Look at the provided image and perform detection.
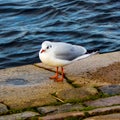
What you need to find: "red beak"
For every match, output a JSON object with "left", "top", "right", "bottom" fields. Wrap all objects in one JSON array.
[{"left": 41, "top": 49, "right": 45, "bottom": 53}]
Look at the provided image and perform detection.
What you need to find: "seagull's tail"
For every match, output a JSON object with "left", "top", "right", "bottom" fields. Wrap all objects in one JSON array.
[{"left": 73, "top": 51, "right": 99, "bottom": 62}]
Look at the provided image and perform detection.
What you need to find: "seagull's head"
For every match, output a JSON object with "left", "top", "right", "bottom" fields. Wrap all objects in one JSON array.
[{"left": 40, "top": 41, "right": 52, "bottom": 53}]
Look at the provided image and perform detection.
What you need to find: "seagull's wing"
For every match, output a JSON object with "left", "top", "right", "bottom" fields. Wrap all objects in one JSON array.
[{"left": 52, "top": 42, "right": 87, "bottom": 61}]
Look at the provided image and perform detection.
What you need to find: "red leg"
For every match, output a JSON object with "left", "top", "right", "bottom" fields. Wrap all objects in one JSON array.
[
  {"left": 50, "top": 67, "right": 58, "bottom": 80},
  {"left": 55, "top": 67, "right": 64, "bottom": 82}
]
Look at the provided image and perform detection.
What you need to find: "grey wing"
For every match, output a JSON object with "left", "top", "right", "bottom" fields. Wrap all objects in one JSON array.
[{"left": 53, "top": 43, "right": 87, "bottom": 61}]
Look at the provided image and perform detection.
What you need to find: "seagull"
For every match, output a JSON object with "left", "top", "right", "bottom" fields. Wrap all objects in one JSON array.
[{"left": 39, "top": 41, "right": 97, "bottom": 82}]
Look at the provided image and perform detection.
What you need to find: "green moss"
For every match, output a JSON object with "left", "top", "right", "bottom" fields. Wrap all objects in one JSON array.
[
  {"left": 64, "top": 117, "right": 83, "bottom": 120},
  {"left": 7, "top": 109, "right": 23, "bottom": 114},
  {"left": 65, "top": 77, "right": 74, "bottom": 85},
  {"left": 81, "top": 106, "right": 96, "bottom": 111},
  {"left": 43, "top": 101, "right": 63, "bottom": 106},
  {"left": 26, "top": 116, "right": 39, "bottom": 120},
  {"left": 5, "top": 107, "right": 38, "bottom": 115},
  {"left": 64, "top": 76, "right": 79, "bottom": 88},
  {"left": 58, "top": 91, "right": 111, "bottom": 106},
  {"left": 64, "top": 94, "right": 99, "bottom": 104},
  {"left": 65, "top": 99, "right": 83, "bottom": 104},
  {"left": 71, "top": 83, "right": 82, "bottom": 88},
  {"left": 84, "top": 111, "right": 90, "bottom": 117}
]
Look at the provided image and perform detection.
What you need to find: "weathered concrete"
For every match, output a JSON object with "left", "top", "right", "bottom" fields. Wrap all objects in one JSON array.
[
  {"left": 0, "top": 65, "right": 72, "bottom": 109},
  {"left": 84, "top": 96, "right": 120, "bottom": 107},
  {"left": 84, "top": 113, "right": 120, "bottom": 120},
  {"left": 37, "top": 103, "right": 84, "bottom": 115},
  {"left": 0, "top": 51, "right": 120, "bottom": 119},
  {"left": 0, "top": 111, "right": 39, "bottom": 120},
  {"left": 39, "top": 106, "right": 120, "bottom": 120},
  {"left": 98, "top": 85, "right": 120, "bottom": 95},
  {"left": 56, "top": 87, "right": 98, "bottom": 102},
  {"left": 39, "top": 111, "right": 85, "bottom": 120},
  {"left": 35, "top": 51, "right": 120, "bottom": 86},
  {"left": 65, "top": 51, "right": 120, "bottom": 76},
  {"left": 0, "top": 103, "right": 8, "bottom": 115},
  {"left": 88, "top": 105, "right": 120, "bottom": 116},
  {"left": 65, "top": 52, "right": 120, "bottom": 86}
]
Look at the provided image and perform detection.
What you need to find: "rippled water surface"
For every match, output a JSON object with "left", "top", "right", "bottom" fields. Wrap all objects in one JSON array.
[{"left": 0, "top": 0, "right": 120, "bottom": 69}]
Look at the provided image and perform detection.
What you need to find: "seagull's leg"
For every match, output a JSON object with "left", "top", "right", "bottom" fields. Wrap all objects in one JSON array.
[
  {"left": 55, "top": 67, "right": 64, "bottom": 82},
  {"left": 50, "top": 67, "right": 58, "bottom": 80}
]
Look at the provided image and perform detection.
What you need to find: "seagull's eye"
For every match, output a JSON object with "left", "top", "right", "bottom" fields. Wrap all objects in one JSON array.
[
  {"left": 46, "top": 45, "right": 52, "bottom": 49},
  {"left": 47, "top": 46, "right": 49, "bottom": 49}
]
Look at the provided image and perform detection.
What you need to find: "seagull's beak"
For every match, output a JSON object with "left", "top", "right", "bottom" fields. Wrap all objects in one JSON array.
[{"left": 41, "top": 49, "right": 45, "bottom": 53}]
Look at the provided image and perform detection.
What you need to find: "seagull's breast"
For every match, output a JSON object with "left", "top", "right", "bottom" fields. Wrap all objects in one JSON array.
[{"left": 39, "top": 51, "right": 70, "bottom": 67}]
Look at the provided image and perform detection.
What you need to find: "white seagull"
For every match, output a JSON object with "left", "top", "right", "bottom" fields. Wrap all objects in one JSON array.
[{"left": 39, "top": 41, "right": 97, "bottom": 82}]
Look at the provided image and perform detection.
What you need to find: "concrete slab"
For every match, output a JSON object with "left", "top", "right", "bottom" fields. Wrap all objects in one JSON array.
[
  {"left": 39, "top": 111, "right": 85, "bottom": 120},
  {"left": 35, "top": 51, "right": 120, "bottom": 86},
  {"left": 65, "top": 51, "right": 120, "bottom": 75},
  {"left": 0, "top": 111, "right": 39, "bottom": 120},
  {"left": 0, "top": 103, "right": 8, "bottom": 115},
  {"left": 84, "top": 113, "right": 120, "bottom": 120},
  {"left": 37, "top": 103, "right": 84, "bottom": 115},
  {"left": 56, "top": 87, "right": 98, "bottom": 102},
  {"left": 66, "top": 52, "right": 120, "bottom": 86},
  {"left": 38, "top": 106, "right": 120, "bottom": 120},
  {"left": 84, "top": 96, "right": 120, "bottom": 107},
  {"left": 0, "top": 65, "right": 72, "bottom": 109},
  {"left": 98, "top": 85, "right": 120, "bottom": 95},
  {"left": 88, "top": 106, "right": 120, "bottom": 116},
  {"left": 0, "top": 51, "right": 119, "bottom": 110}
]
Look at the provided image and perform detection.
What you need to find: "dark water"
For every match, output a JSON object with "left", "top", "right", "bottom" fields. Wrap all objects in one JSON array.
[{"left": 0, "top": 0, "right": 120, "bottom": 69}]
